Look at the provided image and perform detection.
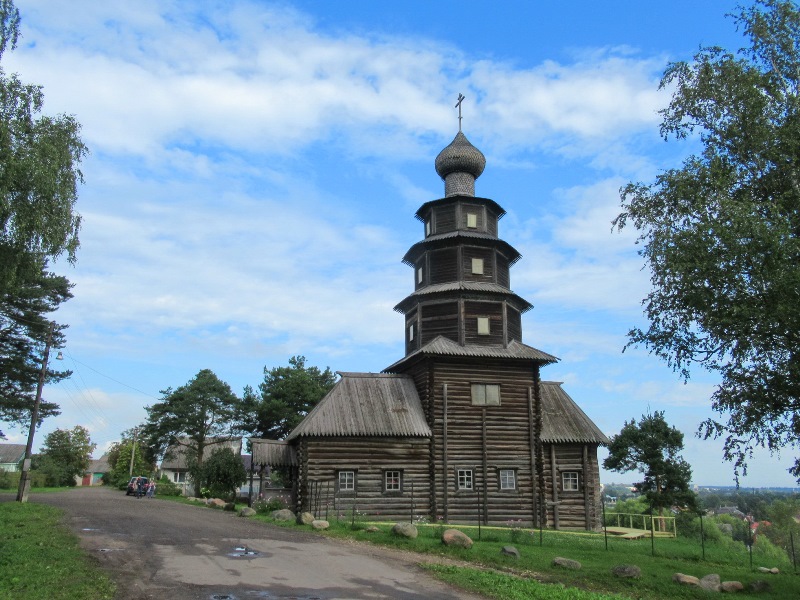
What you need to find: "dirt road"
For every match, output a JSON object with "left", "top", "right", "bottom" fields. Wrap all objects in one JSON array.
[{"left": 29, "top": 487, "right": 486, "bottom": 600}]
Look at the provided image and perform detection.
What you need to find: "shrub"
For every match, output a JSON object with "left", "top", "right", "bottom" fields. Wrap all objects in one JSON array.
[
  {"left": 156, "top": 476, "right": 183, "bottom": 497},
  {"left": 254, "top": 496, "right": 287, "bottom": 514}
]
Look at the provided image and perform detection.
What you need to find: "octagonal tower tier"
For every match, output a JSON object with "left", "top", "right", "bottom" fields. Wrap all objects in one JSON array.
[{"left": 395, "top": 131, "right": 534, "bottom": 357}]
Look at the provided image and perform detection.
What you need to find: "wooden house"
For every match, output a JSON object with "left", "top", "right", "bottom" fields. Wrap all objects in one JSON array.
[{"left": 252, "top": 127, "right": 608, "bottom": 529}]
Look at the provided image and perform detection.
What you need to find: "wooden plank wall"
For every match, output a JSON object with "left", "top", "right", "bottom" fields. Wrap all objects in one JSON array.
[{"left": 300, "top": 436, "right": 431, "bottom": 522}]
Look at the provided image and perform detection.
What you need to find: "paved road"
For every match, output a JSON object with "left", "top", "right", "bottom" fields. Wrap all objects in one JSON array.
[{"left": 25, "top": 487, "right": 486, "bottom": 600}]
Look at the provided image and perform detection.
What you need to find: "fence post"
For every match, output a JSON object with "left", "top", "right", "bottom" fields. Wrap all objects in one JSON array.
[
  {"left": 791, "top": 531, "right": 797, "bottom": 573},
  {"left": 602, "top": 498, "right": 608, "bottom": 551},
  {"left": 699, "top": 512, "right": 705, "bottom": 561}
]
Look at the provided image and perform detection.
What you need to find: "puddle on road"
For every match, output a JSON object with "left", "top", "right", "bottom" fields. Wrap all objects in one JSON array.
[{"left": 227, "top": 546, "right": 260, "bottom": 558}]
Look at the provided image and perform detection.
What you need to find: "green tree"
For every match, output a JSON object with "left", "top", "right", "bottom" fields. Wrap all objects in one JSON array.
[
  {"left": 0, "top": 0, "right": 86, "bottom": 296},
  {"left": 106, "top": 434, "right": 153, "bottom": 488},
  {"left": 199, "top": 446, "right": 247, "bottom": 500},
  {"left": 35, "top": 425, "right": 95, "bottom": 487},
  {"left": 141, "top": 369, "right": 243, "bottom": 470},
  {"left": 603, "top": 411, "right": 698, "bottom": 512},
  {"left": 614, "top": 0, "right": 800, "bottom": 482},
  {"left": 0, "top": 260, "right": 72, "bottom": 438},
  {"left": 240, "top": 356, "right": 336, "bottom": 440}
]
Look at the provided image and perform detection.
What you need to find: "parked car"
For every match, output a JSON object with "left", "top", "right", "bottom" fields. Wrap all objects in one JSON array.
[{"left": 126, "top": 476, "right": 149, "bottom": 496}]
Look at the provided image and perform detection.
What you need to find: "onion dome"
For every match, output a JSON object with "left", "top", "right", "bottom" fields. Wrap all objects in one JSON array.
[{"left": 435, "top": 131, "right": 486, "bottom": 197}]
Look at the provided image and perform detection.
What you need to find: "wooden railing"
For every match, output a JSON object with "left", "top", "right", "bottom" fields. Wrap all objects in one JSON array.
[{"left": 605, "top": 512, "right": 677, "bottom": 537}]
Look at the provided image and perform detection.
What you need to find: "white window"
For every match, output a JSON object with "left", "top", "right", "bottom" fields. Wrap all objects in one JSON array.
[
  {"left": 384, "top": 470, "right": 401, "bottom": 492},
  {"left": 408, "top": 323, "right": 415, "bottom": 341},
  {"left": 173, "top": 472, "right": 186, "bottom": 483},
  {"left": 425, "top": 220, "right": 431, "bottom": 236},
  {"left": 466, "top": 213, "right": 478, "bottom": 228},
  {"left": 471, "top": 258, "right": 484, "bottom": 275},
  {"left": 417, "top": 267, "right": 423, "bottom": 284},
  {"left": 471, "top": 383, "right": 500, "bottom": 406},
  {"left": 562, "top": 471, "right": 579, "bottom": 491},
  {"left": 499, "top": 469, "right": 516, "bottom": 490},
  {"left": 338, "top": 470, "right": 355, "bottom": 491},
  {"left": 457, "top": 469, "right": 473, "bottom": 490},
  {"left": 477, "top": 316, "right": 490, "bottom": 335}
]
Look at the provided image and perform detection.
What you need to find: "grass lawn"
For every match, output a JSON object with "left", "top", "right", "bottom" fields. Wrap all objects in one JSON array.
[{"left": 0, "top": 501, "right": 115, "bottom": 600}]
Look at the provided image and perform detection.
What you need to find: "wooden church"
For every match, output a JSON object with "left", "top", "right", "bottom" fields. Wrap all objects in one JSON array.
[{"left": 252, "top": 117, "right": 609, "bottom": 530}]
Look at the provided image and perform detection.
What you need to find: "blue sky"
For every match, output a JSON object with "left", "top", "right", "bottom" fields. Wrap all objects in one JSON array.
[{"left": 3, "top": 0, "right": 797, "bottom": 488}]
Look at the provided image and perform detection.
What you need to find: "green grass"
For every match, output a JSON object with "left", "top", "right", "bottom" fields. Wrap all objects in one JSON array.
[
  {"left": 0, "top": 502, "right": 115, "bottom": 600},
  {"left": 254, "top": 515, "right": 800, "bottom": 600}
]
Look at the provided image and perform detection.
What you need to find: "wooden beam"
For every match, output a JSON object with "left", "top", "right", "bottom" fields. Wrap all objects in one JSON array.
[
  {"left": 442, "top": 383, "right": 449, "bottom": 523},
  {"left": 550, "top": 444, "right": 559, "bottom": 529}
]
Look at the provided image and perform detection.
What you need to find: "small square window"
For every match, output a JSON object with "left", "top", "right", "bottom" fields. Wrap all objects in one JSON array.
[
  {"left": 477, "top": 317, "right": 490, "bottom": 335},
  {"left": 499, "top": 469, "right": 516, "bottom": 490},
  {"left": 338, "top": 470, "right": 355, "bottom": 491},
  {"left": 384, "top": 470, "right": 402, "bottom": 492},
  {"left": 471, "top": 383, "right": 500, "bottom": 406},
  {"left": 466, "top": 213, "right": 477, "bottom": 228},
  {"left": 562, "top": 471, "right": 579, "bottom": 492},
  {"left": 471, "top": 258, "right": 484, "bottom": 275},
  {"left": 457, "top": 469, "right": 473, "bottom": 490},
  {"left": 417, "top": 267, "right": 423, "bottom": 284}
]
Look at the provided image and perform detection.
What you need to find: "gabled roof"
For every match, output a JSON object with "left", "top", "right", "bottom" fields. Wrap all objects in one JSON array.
[
  {"left": 541, "top": 382, "right": 610, "bottom": 445},
  {"left": 384, "top": 336, "right": 558, "bottom": 372},
  {"left": 250, "top": 439, "right": 297, "bottom": 467},
  {"left": 287, "top": 373, "right": 432, "bottom": 440},
  {"left": 0, "top": 443, "right": 26, "bottom": 464},
  {"left": 88, "top": 453, "right": 111, "bottom": 474},
  {"left": 160, "top": 437, "right": 242, "bottom": 469}
]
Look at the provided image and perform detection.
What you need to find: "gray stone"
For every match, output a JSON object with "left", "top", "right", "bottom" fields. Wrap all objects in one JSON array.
[
  {"left": 238, "top": 507, "right": 257, "bottom": 517},
  {"left": 755, "top": 567, "right": 779, "bottom": 575},
  {"left": 441, "top": 529, "right": 473, "bottom": 549},
  {"left": 721, "top": 581, "right": 744, "bottom": 593},
  {"left": 391, "top": 522, "right": 418, "bottom": 539},
  {"left": 673, "top": 573, "right": 700, "bottom": 586},
  {"left": 223, "top": 502, "right": 236, "bottom": 512},
  {"left": 748, "top": 580, "right": 771, "bottom": 593},
  {"left": 297, "top": 511, "right": 315, "bottom": 525},
  {"left": 500, "top": 546, "right": 520, "bottom": 559},
  {"left": 311, "top": 519, "right": 330, "bottom": 530},
  {"left": 208, "top": 498, "right": 226, "bottom": 508},
  {"left": 365, "top": 526, "right": 381, "bottom": 533},
  {"left": 611, "top": 564, "right": 641, "bottom": 579},
  {"left": 272, "top": 508, "right": 295, "bottom": 521},
  {"left": 552, "top": 557, "right": 581, "bottom": 570},
  {"left": 700, "top": 573, "right": 721, "bottom": 592}
]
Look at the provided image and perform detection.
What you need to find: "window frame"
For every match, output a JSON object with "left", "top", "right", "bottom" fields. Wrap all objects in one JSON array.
[
  {"left": 383, "top": 469, "right": 403, "bottom": 494},
  {"left": 477, "top": 316, "right": 490, "bottom": 335},
  {"left": 499, "top": 469, "right": 516, "bottom": 491},
  {"left": 466, "top": 212, "right": 478, "bottom": 228},
  {"left": 457, "top": 468, "right": 473, "bottom": 490},
  {"left": 562, "top": 471, "right": 580, "bottom": 492},
  {"left": 471, "top": 383, "right": 501, "bottom": 406},
  {"left": 337, "top": 470, "right": 357, "bottom": 493},
  {"left": 471, "top": 257, "right": 484, "bottom": 275}
]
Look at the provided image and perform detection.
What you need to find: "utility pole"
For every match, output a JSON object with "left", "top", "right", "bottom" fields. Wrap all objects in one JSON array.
[
  {"left": 129, "top": 427, "right": 138, "bottom": 477},
  {"left": 17, "top": 321, "right": 56, "bottom": 503}
]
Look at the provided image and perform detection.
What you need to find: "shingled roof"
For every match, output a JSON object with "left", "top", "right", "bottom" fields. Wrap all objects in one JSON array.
[
  {"left": 250, "top": 439, "right": 297, "bottom": 467},
  {"left": 541, "top": 382, "right": 609, "bottom": 445},
  {"left": 0, "top": 443, "right": 25, "bottom": 465},
  {"left": 286, "top": 372, "right": 432, "bottom": 440},
  {"left": 384, "top": 336, "right": 558, "bottom": 372}
]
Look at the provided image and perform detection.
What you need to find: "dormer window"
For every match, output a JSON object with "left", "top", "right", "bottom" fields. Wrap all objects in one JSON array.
[
  {"left": 425, "top": 220, "right": 431, "bottom": 237},
  {"left": 477, "top": 316, "right": 490, "bottom": 335},
  {"left": 471, "top": 258, "right": 484, "bottom": 275},
  {"left": 417, "top": 267, "right": 423, "bottom": 285},
  {"left": 466, "top": 213, "right": 478, "bottom": 228},
  {"left": 408, "top": 323, "right": 415, "bottom": 341}
]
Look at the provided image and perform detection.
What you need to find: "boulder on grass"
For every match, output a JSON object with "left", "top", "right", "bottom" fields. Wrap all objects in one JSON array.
[
  {"left": 673, "top": 573, "right": 700, "bottom": 586},
  {"left": 223, "top": 502, "right": 236, "bottom": 512},
  {"left": 238, "top": 507, "right": 257, "bottom": 517},
  {"left": 365, "top": 526, "right": 381, "bottom": 533},
  {"left": 272, "top": 508, "right": 295, "bottom": 521},
  {"left": 311, "top": 520, "right": 330, "bottom": 530},
  {"left": 441, "top": 529, "right": 473, "bottom": 549},
  {"left": 500, "top": 546, "right": 520, "bottom": 559},
  {"left": 700, "top": 574, "right": 721, "bottom": 592},
  {"left": 611, "top": 564, "right": 641, "bottom": 579},
  {"left": 552, "top": 557, "right": 581, "bottom": 570},
  {"left": 391, "top": 522, "right": 418, "bottom": 539},
  {"left": 209, "top": 498, "right": 226, "bottom": 508},
  {"left": 721, "top": 581, "right": 744, "bottom": 593},
  {"left": 749, "top": 580, "right": 771, "bottom": 593},
  {"left": 297, "top": 511, "right": 315, "bottom": 525}
]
